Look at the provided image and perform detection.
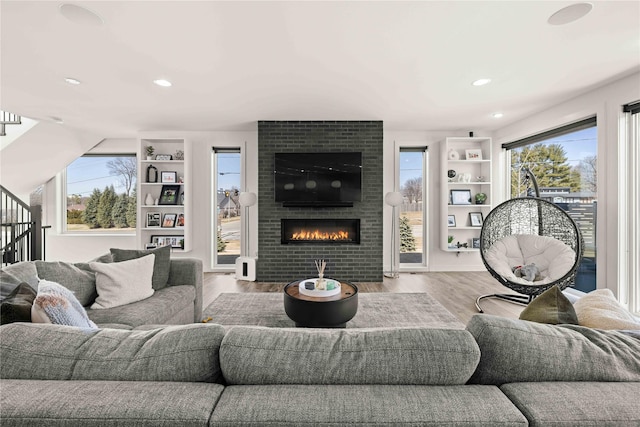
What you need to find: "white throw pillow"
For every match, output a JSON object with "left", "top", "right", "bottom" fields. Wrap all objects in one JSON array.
[
  {"left": 573, "top": 289, "right": 640, "bottom": 330},
  {"left": 89, "top": 254, "right": 155, "bottom": 309}
]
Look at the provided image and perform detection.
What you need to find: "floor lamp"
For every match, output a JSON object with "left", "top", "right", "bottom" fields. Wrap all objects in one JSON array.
[
  {"left": 236, "top": 191, "right": 257, "bottom": 281},
  {"left": 385, "top": 191, "right": 403, "bottom": 278}
]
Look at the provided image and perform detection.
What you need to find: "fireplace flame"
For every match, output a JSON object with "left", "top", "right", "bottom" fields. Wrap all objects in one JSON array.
[{"left": 291, "top": 229, "right": 350, "bottom": 241}]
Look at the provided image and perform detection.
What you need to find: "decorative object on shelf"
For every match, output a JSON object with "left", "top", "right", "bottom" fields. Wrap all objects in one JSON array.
[
  {"left": 448, "top": 235, "right": 455, "bottom": 248},
  {"left": 145, "top": 145, "right": 155, "bottom": 160},
  {"left": 451, "top": 189, "right": 472, "bottom": 205},
  {"left": 176, "top": 213, "right": 185, "bottom": 227},
  {"left": 314, "top": 259, "right": 327, "bottom": 290},
  {"left": 384, "top": 191, "right": 404, "bottom": 278},
  {"left": 155, "top": 154, "right": 172, "bottom": 161},
  {"left": 179, "top": 192, "right": 184, "bottom": 205},
  {"left": 161, "top": 171, "right": 177, "bottom": 183},
  {"left": 174, "top": 150, "right": 184, "bottom": 160},
  {"left": 179, "top": 239, "right": 185, "bottom": 250},
  {"left": 456, "top": 241, "right": 468, "bottom": 249},
  {"left": 465, "top": 149, "right": 482, "bottom": 160},
  {"left": 469, "top": 212, "right": 484, "bottom": 227},
  {"left": 151, "top": 235, "right": 184, "bottom": 249},
  {"left": 158, "top": 185, "right": 180, "bottom": 205},
  {"left": 447, "top": 149, "right": 460, "bottom": 160},
  {"left": 472, "top": 237, "right": 481, "bottom": 249},
  {"left": 154, "top": 198, "right": 159, "bottom": 205},
  {"left": 476, "top": 176, "right": 486, "bottom": 182},
  {"left": 146, "top": 212, "right": 161, "bottom": 228},
  {"left": 447, "top": 169, "right": 456, "bottom": 182},
  {"left": 145, "top": 243, "right": 157, "bottom": 250},
  {"left": 146, "top": 164, "right": 158, "bottom": 183},
  {"left": 457, "top": 172, "right": 471, "bottom": 183},
  {"left": 447, "top": 215, "right": 456, "bottom": 227},
  {"left": 162, "top": 213, "right": 177, "bottom": 228},
  {"left": 178, "top": 176, "right": 184, "bottom": 183},
  {"left": 144, "top": 193, "right": 154, "bottom": 206},
  {"left": 475, "top": 192, "right": 487, "bottom": 204}
]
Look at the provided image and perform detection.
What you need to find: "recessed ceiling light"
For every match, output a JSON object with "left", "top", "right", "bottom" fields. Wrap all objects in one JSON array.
[
  {"left": 472, "top": 78, "right": 491, "bottom": 87},
  {"left": 548, "top": 3, "right": 593, "bottom": 26},
  {"left": 492, "top": 112, "right": 504, "bottom": 119},
  {"left": 50, "top": 116, "right": 64, "bottom": 124},
  {"left": 64, "top": 77, "right": 81, "bottom": 85},
  {"left": 59, "top": 4, "right": 104, "bottom": 26},
  {"left": 153, "top": 79, "right": 172, "bottom": 87}
]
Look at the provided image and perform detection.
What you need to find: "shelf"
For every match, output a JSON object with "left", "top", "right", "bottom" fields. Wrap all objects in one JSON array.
[
  {"left": 444, "top": 248, "right": 479, "bottom": 253},
  {"left": 448, "top": 226, "right": 483, "bottom": 230},
  {"left": 448, "top": 181, "right": 491, "bottom": 185},
  {"left": 140, "top": 182, "right": 185, "bottom": 186},
  {"left": 141, "top": 160, "right": 184, "bottom": 164},
  {"left": 448, "top": 204, "right": 492, "bottom": 209},
  {"left": 447, "top": 160, "right": 491, "bottom": 164},
  {"left": 141, "top": 227, "right": 185, "bottom": 231}
]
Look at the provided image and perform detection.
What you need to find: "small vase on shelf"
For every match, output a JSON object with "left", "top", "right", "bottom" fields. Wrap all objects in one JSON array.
[{"left": 145, "top": 193, "right": 154, "bottom": 206}]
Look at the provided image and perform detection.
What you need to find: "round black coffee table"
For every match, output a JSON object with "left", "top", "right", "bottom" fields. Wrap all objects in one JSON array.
[{"left": 283, "top": 279, "right": 358, "bottom": 328}]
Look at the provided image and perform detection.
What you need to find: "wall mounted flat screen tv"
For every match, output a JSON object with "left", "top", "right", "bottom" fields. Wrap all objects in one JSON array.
[{"left": 274, "top": 152, "right": 362, "bottom": 206}]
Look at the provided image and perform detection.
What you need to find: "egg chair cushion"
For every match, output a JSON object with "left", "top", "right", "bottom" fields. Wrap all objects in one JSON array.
[{"left": 484, "top": 235, "right": 576, "bottom": 287}]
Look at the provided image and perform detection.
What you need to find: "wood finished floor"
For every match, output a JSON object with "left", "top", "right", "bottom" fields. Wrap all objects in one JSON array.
[{"left": 203, "top": 271, "right": 525, "bottom": 324}]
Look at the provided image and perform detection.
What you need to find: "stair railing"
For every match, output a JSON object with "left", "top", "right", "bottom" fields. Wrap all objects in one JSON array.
[{"left": 0, "top": 185, "right": 49, "bottom": 266}]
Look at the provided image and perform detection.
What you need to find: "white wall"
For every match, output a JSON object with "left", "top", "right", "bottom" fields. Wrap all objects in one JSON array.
[{"left": 491, "top": 71, "right": 640, "bottom": 295}]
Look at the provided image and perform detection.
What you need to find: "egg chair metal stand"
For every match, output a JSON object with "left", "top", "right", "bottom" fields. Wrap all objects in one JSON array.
[{"left": 475, "top": 168, "right": 584, "bottom": 313}]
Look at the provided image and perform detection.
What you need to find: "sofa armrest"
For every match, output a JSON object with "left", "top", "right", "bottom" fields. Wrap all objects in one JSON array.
[{"left": 168, "top": 258, "right": 203, "bottom": 322}]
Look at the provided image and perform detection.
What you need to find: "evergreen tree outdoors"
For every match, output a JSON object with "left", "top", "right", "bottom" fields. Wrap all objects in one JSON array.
[
  {"left": 97, "top": 186, "right": 117, "bottom": 228},
  {"left": 82, "top": 188, "right": 102, "bottom": 228},
  {"left": 126, "top": 189, "right": 137, "bottom": 228},
  {"left": 112, "top": 193, "right": 130, "bottom": 228},
  {"left": 217, "top": 230, "right": 227, "bottom": 252},
  {"left": 511, "top": 143, "right": 582, "bottom": 196},
  {"left": 399, "top": 215, "right": 416, "bottom": 253}
]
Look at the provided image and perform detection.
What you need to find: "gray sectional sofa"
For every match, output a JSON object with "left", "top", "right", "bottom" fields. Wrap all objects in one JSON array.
[
  {"left": 0, "top": 254, "right": 203, "bottom": 328},
  {"left": 1, "top": 314, "right": 639, "bottom": 426}
]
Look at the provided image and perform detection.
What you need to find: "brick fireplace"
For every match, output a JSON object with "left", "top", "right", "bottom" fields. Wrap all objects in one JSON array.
[{"left": 257, "top": 121, "right": 383, "bottom": 283}]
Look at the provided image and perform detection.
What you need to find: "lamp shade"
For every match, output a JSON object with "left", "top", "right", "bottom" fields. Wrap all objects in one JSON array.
[
  {"left": 239, "top": 192, "right": 257, "bottom": 207},
  {"left": 385, "top": 191, "right": 403, "bottom": 207}
]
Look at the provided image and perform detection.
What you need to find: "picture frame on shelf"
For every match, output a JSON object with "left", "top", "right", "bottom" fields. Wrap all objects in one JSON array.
[
  {"left": 146, "top": 212, "right": 161, "bottom": 228},
  {"left": 176, "top": 213, "right": 185, "bottom": 227},
  {"left": 158, "top": 185, "right": 181, "bottom": 205},
  {"left": 465, "top": 149, "right": 482, "bottom": 160},
  {"left": 155, "top": 154, "right": 173, "bottom": 161},
  {"left": 151, "top": 235, "right": 184, "bottom": 249},
  {"left": 447, "top": 215, "right": 456, "bottom": 227},
  {"left": 451, "top": 189, "right": 472, "bottom": 205},
  {"left": 469, "top": 212, "right": 484, "bottom": 227},
  {"left": 162, "top": 213, "right": 177, "bottom": 228},
  {"left": 161, "top": 171, "right": 177, "bottom": 183},
  {"left": 472, "top": 237, "right": 481, "bottom": 249}
]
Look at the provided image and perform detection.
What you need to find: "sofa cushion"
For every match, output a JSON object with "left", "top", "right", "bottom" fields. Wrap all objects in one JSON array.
[
  {"left": 0, "top": 380, "right": 224, "bottom": 427},
  {"left": 31, "top": 280, "right": 98, "bottom": 329},
  {"left": 500, "top": 382, "right": 640, "bottom": 427},
  {"left": 35, "top": 261, "right": 97, "bottom": 306},
  {"left": 1, "top": 262, "right": 39, "bottom": 300},
  {"left": 110, "top": 245, "right": 171, "bottom": 290},
  {"left": 467, "top": 314, "right": 640, "bottom": 385},
  {"left": 519, "top": 285, "right": 579, "bottom": 325},
  {"left": 211, "top": 385, "right": 527, "bottom": 426},
  {"left": 0, "top": 282, "right": 37, "bottom": 324},
  {"left": 89, "top": 254, "right": 155, "bottom": 309},
  {"left": 573, "top": 288, "right": 640, "bottom": 330},
  {"left": 86, "top": 285, "right": 195, "bottom": 327},
  {"left": 0, "top": 322, "right": 225, "bottom": 383},
  {"left": 220, "top": 326, "right": 480, "bottom": 385}
]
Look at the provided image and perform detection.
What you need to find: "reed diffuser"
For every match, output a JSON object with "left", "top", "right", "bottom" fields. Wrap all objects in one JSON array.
[{"left": 315, "top": 259, "right": 326, "bottom": 290}]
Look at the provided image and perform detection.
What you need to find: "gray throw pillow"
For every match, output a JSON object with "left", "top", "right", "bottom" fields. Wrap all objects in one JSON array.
[
  {"left": 519, "top": 285, "right": 578, "bottom": 325},
  {"left": 35, "top": 261, "right": 97, "bottom": 307},
  {"left": 110, "top": 246, "right": 171, "bottom": 290},
  {"left": 1, "top": 283, "right": 37, "bottom": 324},
  {"left": 1, "top": 263, "right": 39, "bottom": 301}
]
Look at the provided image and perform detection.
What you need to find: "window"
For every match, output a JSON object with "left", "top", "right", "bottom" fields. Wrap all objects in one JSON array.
[
  {"left": 212, "top": 148, "right": 241, "bottom": 268},
  {"left": 504, "top": 118, "right": 597, "bottom": 292},
  {"left": 64, "top": 154, "right": 137, "bottom": 233},
  {"left": 399, "top": 147, "right": 428, "bottom": 267}
]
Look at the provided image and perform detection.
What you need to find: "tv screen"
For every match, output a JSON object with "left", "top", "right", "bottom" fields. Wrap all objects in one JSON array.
[{"left": 274, "top": 152, "right": 362, "bottom": 205}]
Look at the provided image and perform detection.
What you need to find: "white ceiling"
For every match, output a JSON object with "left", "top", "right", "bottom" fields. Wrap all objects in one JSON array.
[{"left": 1, "top": 1, "right": 639, "bottom": 137}]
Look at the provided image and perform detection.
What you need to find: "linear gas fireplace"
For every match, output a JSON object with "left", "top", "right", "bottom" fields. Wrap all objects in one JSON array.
[{"left": 281, "top": 219, "right": 360, "bottom": 244}]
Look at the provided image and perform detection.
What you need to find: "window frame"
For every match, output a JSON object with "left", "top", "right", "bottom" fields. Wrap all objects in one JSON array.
[{"left": 61, "top": 153, "right": 137, "bottom": 235}]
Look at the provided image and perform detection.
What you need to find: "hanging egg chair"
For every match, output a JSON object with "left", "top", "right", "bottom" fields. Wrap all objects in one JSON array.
[{"left": 476, "top": 168, "right": 584, "bottom": 312}]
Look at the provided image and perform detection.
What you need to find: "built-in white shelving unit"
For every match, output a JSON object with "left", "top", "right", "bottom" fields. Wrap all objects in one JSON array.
[
  {"left": 137, "top": 138, "right": 192, "bottom": 252},
  {"left": 441, "top": 137, "right": 492, "bottom": 252}
]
